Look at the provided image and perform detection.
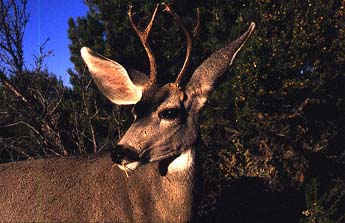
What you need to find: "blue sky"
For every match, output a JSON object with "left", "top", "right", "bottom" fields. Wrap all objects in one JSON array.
[{"left": 23, "top": 0, "right": 88, "bottom": 86}]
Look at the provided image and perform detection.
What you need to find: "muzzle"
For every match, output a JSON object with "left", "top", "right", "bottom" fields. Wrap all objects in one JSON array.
[{"left": 111, "top": 144, "right": 150, "bottom": 171}]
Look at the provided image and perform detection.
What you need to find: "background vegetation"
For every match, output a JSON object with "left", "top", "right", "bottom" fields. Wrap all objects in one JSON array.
[{"left": 0, "top": 0, "right": 344, "bottom": 222}]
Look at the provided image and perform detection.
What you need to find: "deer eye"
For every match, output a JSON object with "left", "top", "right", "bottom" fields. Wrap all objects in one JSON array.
[{"left": 158, "top": 108, "right": 180, "bottom": 120}]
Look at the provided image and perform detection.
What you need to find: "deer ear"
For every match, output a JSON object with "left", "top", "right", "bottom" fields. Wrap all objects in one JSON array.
[
  {"left": 81, "top": 47, "right": 147, "bottom": 105},
  {"left": 186, "top": 22, "right": 255, "bottom": 111}
]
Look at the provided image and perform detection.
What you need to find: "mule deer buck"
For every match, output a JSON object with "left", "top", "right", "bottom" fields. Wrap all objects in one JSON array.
[{"left": 0, "top": 4, "right": 255, "bottom": 222}]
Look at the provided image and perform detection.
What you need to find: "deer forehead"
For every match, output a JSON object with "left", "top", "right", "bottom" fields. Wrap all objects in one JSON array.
[{"left": 134, "top": 84, "right": 186, "bottom": 115}]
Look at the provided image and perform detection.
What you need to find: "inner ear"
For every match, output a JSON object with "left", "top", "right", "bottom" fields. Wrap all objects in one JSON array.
[{"left": 80, "top": 47, "right": 145, "bottom": 105}]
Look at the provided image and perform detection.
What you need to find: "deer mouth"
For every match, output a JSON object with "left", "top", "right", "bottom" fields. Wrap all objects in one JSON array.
[
  {"left": 111, "top": 145, "right": 185, "bottom": 173},
  {"left": 118, "top": 161, "right": 141, "bottom": 171},
  {"left": 111, "top": 146, "right": 142, "bottom": 171}
]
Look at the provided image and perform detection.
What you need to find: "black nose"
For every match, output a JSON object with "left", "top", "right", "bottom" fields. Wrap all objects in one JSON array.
[{"left": 111, "top": 145, "right": 140, "bottom": 164}]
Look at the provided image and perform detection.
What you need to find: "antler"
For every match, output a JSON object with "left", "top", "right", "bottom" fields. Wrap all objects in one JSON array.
[
  {"left": 128, "top": 4, "right": 159, "bottom": 84},
  {"left": 162, "top": 3, "right": 199, "bottom": 87},
  {"left": 192, "top": 8, "right": 201, "bottom": 38}
]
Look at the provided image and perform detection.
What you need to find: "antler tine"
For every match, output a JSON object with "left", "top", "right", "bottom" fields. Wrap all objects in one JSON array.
[
  {"left": 192, "top": 8, "right": 201, "bottom": 38},
  {"left": 128, "top": 4, "right": 159, "bottom": 84},
  {"left": 162, "top": 3, "right": 192, "bottom": 87}
]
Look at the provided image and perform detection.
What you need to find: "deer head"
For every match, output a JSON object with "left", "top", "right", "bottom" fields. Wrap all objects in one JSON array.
[{"left": 81, "top": 4, "right": 255, "bottom": 173}]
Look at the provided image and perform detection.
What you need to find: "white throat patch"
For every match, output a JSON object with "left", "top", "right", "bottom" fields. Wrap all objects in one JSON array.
[{"left": 167, "top": 149, "right": 194, "bottom": 173}]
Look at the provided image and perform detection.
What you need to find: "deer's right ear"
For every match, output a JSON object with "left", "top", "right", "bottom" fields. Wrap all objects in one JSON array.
[
  {"left": 185, "top": 22, "right": 255, "bottom": 112},
  {"left": 81, "top": 47, "right": 147, "bottom": 105}
]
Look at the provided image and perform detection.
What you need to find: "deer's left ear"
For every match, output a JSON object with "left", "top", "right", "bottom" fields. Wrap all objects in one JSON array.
[
  {"left": 186, "top": 22, "right": 255, "bottom": 112},
  {"left": 81, "top": 47, "right": 148, "bottom": 105}
]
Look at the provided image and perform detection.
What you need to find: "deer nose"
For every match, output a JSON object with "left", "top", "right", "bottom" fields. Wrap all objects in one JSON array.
[{"left": 111, "top": 145, "right": 140, "bottom": 164}]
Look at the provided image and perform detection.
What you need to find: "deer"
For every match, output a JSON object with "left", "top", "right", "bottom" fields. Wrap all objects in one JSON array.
[{"left": 0, "top": 3, "right": 255, "bottom": 223}]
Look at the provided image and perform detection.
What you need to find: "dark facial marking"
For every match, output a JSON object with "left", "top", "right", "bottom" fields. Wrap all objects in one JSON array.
[
  {"left": 132, "top": 86, "right": 170, "bottom": 119},
  {"left": 158, "top": 155, "right": 179, "bottom": 176}
]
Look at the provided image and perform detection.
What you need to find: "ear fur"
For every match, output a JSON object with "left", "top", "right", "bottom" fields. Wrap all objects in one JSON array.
[
  {"left": 186, "top": 22, "right": 255, "bottom": 111},
  {"left": 81, "top": 47, "right": 147, "bottom": 105}
]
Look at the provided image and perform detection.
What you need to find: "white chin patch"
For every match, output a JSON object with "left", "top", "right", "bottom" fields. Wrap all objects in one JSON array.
[
  {"left": 117, "top": 161, "right": 140, "bottom": 171},
  {"left": 167, "top": 149, "right": 194, "bottom": 173}
]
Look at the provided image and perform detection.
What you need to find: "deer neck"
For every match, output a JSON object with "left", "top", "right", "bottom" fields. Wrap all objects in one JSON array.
[
  {"left": 154, "top": 148, "right": 196, "bottom": 222},
  {"left": 167, "top": 149, "right": 195, "bottom": 174}
]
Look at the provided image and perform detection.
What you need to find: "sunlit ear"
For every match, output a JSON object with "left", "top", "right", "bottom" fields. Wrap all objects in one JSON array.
[
  {"left": 186, "top": 22, "right": 255, "bottom": 112},
  {"left": 81, "top": 47, "right": 147, "bottom": 105}
]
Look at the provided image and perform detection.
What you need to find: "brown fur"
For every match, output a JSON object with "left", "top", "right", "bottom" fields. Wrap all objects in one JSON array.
[{"left": 0, "top": 153, "right": 194, "bottom": 222}]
